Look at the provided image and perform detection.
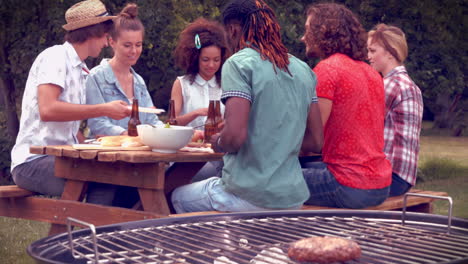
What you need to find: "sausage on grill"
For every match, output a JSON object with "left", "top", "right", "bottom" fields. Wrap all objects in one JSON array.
[{"left": 288, "top": 236, "right": 361, "bottom": 263}]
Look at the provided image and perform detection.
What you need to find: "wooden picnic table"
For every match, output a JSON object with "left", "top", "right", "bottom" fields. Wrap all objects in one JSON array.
[
  {"left": 27, "top": 145, "right": 321, "bottom": 235},
  {"left": 30, "top": 145, "right": 224, "bottom": 234}
]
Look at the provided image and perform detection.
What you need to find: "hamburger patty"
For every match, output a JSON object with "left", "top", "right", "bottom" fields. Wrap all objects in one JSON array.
[{"left": 288, "top": 236, "right": 361, "bottom": 263}]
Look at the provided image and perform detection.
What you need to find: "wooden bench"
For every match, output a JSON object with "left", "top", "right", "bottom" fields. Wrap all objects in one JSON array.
[
  {"left": 0, "top": 185, "right": 36, "bottom": 198},
  {"left": 0, "top": 185, "right": 165, "bottom": 233},
  {"left": 1, "top": 185, "right": 448, "bottom": 226},
  {"left": 300, "top": 189, "right": 448, "bottom": 213},
  {"left": 169, "top": 189, "right": 448, "bottom": 217}
]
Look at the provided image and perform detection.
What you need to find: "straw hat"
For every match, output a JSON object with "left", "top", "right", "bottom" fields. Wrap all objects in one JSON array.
[{"left": 62, "top": 0, "right": 116, "bottom": 31}]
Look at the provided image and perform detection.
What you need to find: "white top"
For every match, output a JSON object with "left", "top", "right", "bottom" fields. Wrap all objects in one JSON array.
[
  {"left": 11, "top": 42, "right": 87, "bottom": 171},
  {"left": 178, "top": 74, "right": 225, "bottom": 129}
]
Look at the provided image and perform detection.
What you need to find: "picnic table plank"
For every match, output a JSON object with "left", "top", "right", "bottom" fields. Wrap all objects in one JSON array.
[
  {"left": 29, "top": 146, "right": 46, "bottom": 155},
  {"left": 54, "top": 157, "right": 166, "bottom": 189},
  {"left": 79, "top": 150, "right": 99, "bottom": 160},
  {"left": 97, "top": 150, "right": 224, "bottom": 163},
  {"left": 62, "top": 147, "right": 80, "bottom": 158},
  {"left": 45, "top": 145, "right": 66, "bottom": 157}
]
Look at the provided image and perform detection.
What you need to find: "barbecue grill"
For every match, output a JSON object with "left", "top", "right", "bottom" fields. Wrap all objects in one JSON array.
[{"left": 28, "top": 210, "right": 468, "bottom": 264}]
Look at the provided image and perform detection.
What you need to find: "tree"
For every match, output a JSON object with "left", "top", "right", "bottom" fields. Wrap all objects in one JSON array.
[
  {"left": 0, "top": 0, "right": 70, "bottom": 182},
  {"left": 356, "top": 0, "right": 467, "bottom": 133},
  {"left": 0, "top": 0, "right": 70, "bottom": 138}
]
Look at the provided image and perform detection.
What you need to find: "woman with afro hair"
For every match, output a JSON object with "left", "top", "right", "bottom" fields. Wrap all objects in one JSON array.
[{"left": 171, "top": 18, "right": 230, "bottom": 128}]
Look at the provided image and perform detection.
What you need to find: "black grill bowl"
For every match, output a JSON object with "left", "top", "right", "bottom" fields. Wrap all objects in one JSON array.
[{"left": 28, "top": 210, "right": 468, "bottom": 264}]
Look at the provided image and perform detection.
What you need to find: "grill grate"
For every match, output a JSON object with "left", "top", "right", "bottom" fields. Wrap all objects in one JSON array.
[{"left": 43, "top": 215, "right": 468, "bottom": 264}]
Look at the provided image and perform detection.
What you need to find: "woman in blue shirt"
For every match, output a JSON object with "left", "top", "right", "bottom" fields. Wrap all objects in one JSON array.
[
  {"left": 86, "top": 3, "right": 161, "bottom": 137},
  {"left": 85, "top": 3, "right": 161, "bottom": 207}
]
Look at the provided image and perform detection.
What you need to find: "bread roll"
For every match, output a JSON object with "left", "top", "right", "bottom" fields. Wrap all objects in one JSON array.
[
  {"left": 121, "top": 136, "right": 143, "bottom": 147},
  {"left": 97, "top": 136, "right": 143, "bottom": 147}
]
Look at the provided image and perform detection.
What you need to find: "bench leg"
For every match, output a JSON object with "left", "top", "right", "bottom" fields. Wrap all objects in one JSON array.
[
  {"left": 138, "top": 188, "right": 170, "bottom": 215},
  {"left": 164, "top": 162, "right": 205, "bottom": 195},
  {"left": 49, "top": 180, "right": 87, "bottom": 236}
]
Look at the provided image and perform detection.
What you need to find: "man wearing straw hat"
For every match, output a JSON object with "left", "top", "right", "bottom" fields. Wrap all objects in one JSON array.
[{"left": 11, "top": 0, "right": 130, "bottom": 200}]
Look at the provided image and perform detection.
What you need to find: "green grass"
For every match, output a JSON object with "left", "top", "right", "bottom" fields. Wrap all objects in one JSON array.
[
  {"left": 416, "top": 174, "right": 468, "bottom": 219},
  {"left": 418, "top": 157, "right": 468, "bottom": 181},
  {"left": 1, "top": 134, "right": 467, "bottom": 262},
  {"left": 419, "top": 135, "right": 468, "bottom": 164},
  {"left": 0, "top": 218, "right": 49, "bottom": 263},
  {"left": 416, "top": 135, "right": 468, "bottom": 219}
]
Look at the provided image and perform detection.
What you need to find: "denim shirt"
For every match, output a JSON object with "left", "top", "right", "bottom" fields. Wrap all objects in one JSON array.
[{"left": 86, "top": 59, "right": 162, "bottom": 136}]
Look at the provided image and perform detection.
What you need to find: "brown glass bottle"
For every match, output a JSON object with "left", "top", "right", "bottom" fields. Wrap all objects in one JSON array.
[
  {"left": 168, "top": 99, "right": 178, "bottom": 125},
  {"left": 128, "top": 98, "right": 141, "bottom": 136},
  {"left": 214, "top": 100, "right": 222, "bottom": 133},
  {"left": 204, "top": 100, "right": 217, "bottom": 142}
]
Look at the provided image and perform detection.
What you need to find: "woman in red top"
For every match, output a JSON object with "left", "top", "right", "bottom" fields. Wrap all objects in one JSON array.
[{"left": 300, "top": 3, "right": 392, "bottom": 208}]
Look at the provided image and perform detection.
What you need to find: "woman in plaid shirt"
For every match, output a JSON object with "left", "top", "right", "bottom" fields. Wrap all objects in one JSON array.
[{"left": 367, "top": 24, "right": 424, "bottom": 196}]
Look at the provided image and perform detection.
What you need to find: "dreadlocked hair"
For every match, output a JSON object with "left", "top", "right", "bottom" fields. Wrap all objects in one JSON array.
[{"left": 223, "top": 0, "right": 290, "bottom": 75}]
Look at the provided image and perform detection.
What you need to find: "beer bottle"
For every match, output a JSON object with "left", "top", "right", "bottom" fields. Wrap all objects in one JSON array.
[
  {"left": 214, "top": 100, "right": 222, "bottom": 133},
  {"left": 128, "top": 98, "right": 141, "bottom": 136},
  {"left": 204, "top": 100, "right": 217, "bottom": 142},
  {"left": 168, "top": 99, "right": 178, "bottom": 125}
]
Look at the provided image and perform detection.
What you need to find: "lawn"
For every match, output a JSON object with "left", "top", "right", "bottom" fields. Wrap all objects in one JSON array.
[
  {"left": 416, "top": 135, "right": 468, "bottom": 218},
  {"left": 0, "top": 217, "right": 48, "bottom": 263},
  {"left": 1, "top": 134, "right": 467, "bottom": 263}
]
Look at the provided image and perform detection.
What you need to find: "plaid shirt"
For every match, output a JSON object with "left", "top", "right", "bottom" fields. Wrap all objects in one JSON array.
[{"left": 383, "top": 66, "right": 423, "bottom": 185}]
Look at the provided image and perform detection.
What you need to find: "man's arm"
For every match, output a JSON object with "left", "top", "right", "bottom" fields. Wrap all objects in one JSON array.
[
  {"left": 301, "top": 102, "right": 324, "bottom": 153},
  {"left": 211, "top": 97, "right": 250, "bottom": 153},
  {"left": 38, "top": 83, "right": 130, "bottom": 122}
]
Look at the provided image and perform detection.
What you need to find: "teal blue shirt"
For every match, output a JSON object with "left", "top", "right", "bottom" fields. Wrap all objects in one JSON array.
[{"left": 220, "top": 48, "right": 318, "bottom": 209}]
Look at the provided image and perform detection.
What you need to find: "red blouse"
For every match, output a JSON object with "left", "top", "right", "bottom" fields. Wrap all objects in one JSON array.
[{"left": 314, "top": 53, "right": 391, "bottom": 189}]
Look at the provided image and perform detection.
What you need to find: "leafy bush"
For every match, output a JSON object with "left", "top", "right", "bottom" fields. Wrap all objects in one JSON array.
[{"left": 0, "top": 114, "right": 14, "bottom": 185}]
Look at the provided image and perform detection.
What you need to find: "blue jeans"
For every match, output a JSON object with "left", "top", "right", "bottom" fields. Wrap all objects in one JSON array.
[
  {"left": 389, "top": 172, "right": 412, "bottom": 197},
  {"left": 171, "top": 177, "right": 301, "bottom": 213},
  {"left": 302, "top": 162, "right": 389, "bottom": 209},
  {"left": 191, "top": 160, "right": 223, "bottom": 183},
  {"left": 12, "top": 155, "right": 64, "bottom": 196}
]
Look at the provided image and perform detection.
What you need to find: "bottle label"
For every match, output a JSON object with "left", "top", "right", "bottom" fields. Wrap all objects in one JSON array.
[
  {"left": 204, "top": 124, "right": 217, "bottom": 142},
  {"left": 128, "top": 127, "right": 138, "bottom": 137}
]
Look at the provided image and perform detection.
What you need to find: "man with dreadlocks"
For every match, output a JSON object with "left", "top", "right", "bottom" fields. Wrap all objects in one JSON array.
[{"left": 171, "top": 0, "right": 323, "bottom": 213}]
